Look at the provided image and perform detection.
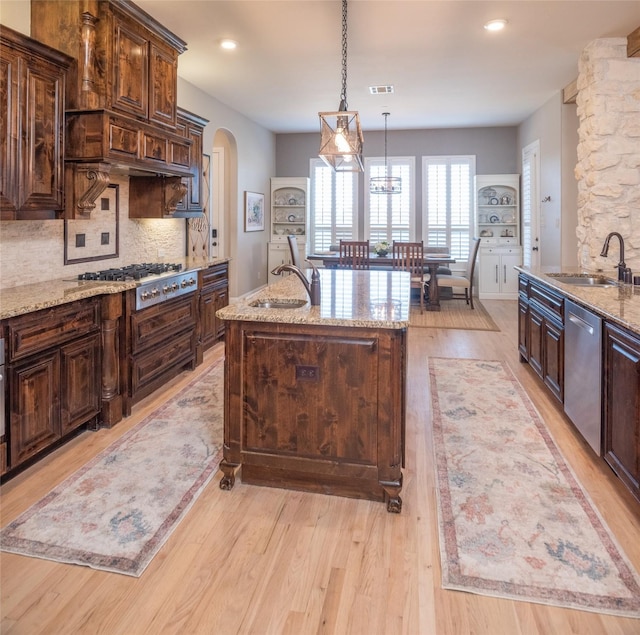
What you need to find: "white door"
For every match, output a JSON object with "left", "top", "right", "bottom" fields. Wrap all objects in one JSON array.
[{"left": 522, "top": 140, "right": 540, "bottom": 268}]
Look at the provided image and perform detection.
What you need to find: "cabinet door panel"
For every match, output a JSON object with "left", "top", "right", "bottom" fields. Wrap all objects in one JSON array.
[
  {"left": 518, "top": 297, "right": 528, "bottom": 360},
  {"left": 60, "top": 334, "right": 101, "bottom": 435},
  {"left": 10, "top": 351, "right": 60, "bottom": 466},
  {"left": 20, "top": 62, "right": 64, "bottom": 211},
  {"left": 112, "top": 21, "right": 148, "bottom": 119},
  {"left": 0, "top": 48, "right": 17, "bottom": 213},
  {"left": 242, "top": 332, "right": 378, "bottom": 463},
  {"left": 604, "top": 324, "right": 640, "bottom": 500},
  {"left": 543, "top": 318, "right": 564, "bottom": 403},
  {"left": 148, "top": 42, "right": 177, "bottom": 127},
  {"left": 501, "top": 254, "right": 521, "bottom": 295},
  {"left": 528, "top": 305, "right": 544, "bottom": 379}
]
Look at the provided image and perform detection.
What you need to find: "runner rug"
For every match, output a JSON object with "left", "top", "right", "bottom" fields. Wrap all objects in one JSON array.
[
  {"left": 410, "top": 299, "right": 499, "bottom": 331},
  {"left": 429, "top": 357, "right": 640, "bottom": 618},
  {"left": 0, "top": 359, "right": 224, "bottom": 577}
]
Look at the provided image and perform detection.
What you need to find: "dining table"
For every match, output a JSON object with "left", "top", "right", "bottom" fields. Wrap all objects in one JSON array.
[{"left": 307, "top": 252, "right": 456, "bottom": 311}]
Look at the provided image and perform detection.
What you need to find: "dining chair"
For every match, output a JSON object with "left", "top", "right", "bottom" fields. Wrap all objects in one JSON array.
[
  {"left": 436, "top": 237, "right": 481, "bottom": 309},
  {"left": 339, "top": 240, "right": 370, "bottom": 269},
  {"left": 287, "top": 234, "right": 302, "bottom": 268},
  {"left": 392, "top": 241, "right": 425, "bottom": 313}
]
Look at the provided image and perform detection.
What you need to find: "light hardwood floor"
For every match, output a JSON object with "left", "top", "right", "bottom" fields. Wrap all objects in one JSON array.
[{"left": 1, "top": 300, "right": 639, "bottom": 634}]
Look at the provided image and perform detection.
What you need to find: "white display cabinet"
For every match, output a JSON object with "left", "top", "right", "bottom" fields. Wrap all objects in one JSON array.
[
  {"left": 475, "top": 174, "right": 522, "bottom": 300},
  {"left": 268, "top": 177, "right": 309, "bottom": 283}
]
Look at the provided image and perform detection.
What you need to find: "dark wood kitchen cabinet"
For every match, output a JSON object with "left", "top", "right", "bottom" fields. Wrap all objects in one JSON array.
[
  {"left": 3, "top": 298, "right": 101, "bottom": 471},
  {"left": 197, "top": 262, "right": 229, "bottom": 362},
  {"left": 518, "top": 274, "right": 564, "bottom": 404},
  {"left": 0, "top": 27, "right": 72, "bottom": 220},
  {"left": 31, "top": 0, "right": 184, "bottom": 126},
  {"left": 31, "top": 0, "right": 198, "bottom": 218},
  {"left": 174, "top": 108, "right": 209, "bottom": 215},
  {"left": 124, "top": 291, "right": 198, "bottom": 414},
  {"left": 603, "top": 322, "right": 640, "bottom": 502}
]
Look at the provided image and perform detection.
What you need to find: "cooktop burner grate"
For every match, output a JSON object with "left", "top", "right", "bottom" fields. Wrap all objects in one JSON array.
[{"left": 78, "top": 263, "right": 183, "bottom": 281}]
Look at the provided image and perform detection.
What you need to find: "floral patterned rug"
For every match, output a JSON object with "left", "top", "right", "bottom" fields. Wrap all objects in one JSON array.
[
  {"left": 0, "top": 360, "right": 224, "bottom": 577},
  {"left": 429, "top": 357, "right": 640, "bottom": 618}
]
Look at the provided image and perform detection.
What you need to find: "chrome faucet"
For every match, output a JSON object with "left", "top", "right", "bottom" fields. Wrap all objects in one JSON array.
[
  {"left": 271, "top": 260, "right": 321, "bottom": 305},
  {"left": 600, "top": 232, "right": 631, "bottom": 282}
]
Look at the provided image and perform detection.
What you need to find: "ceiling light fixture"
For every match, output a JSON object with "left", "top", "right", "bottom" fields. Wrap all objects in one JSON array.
[
  {"left": 370, "top": 112, "right": 401, "bottom": 194},
  {"left": 318, "top": 0, "right": 364, "bottom": 172},
  {"left": 220, "top": 39, "right": 237, "bottom": 50},
  {"left": 484, "top": 19, "right": 507, "bottom": 32}
]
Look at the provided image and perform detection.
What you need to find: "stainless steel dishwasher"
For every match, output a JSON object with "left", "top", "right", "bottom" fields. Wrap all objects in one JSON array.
[{"left": 564, "top": 300, "right": 602, "bottom": 455}]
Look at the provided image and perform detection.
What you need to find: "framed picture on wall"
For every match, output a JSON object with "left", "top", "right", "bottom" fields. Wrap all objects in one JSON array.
[{"left": 244, "top": 191, "right": 265, "bottom": 232}]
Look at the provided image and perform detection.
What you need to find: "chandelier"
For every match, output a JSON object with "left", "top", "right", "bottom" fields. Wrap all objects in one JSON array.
[
  {"left": 370, "top": 112, "right": 401, "bottom": 194},
  {"left": 318, "top": 0, "right": 364, "bottom": 172}
]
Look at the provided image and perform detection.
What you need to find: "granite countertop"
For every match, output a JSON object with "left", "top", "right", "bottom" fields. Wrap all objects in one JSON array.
[
  {"left": 516, "top": 265, "right": 640, "bottom": 335},
  {"left": 0, "top": 257, "right": 230, "bottom": 320},
  {"left": 217, "top": 268, "right": 411, "bottom": 329}
]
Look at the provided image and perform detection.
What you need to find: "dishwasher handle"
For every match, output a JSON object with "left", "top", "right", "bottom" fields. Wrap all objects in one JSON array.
[{"left": 568, "top": 312, "right": 595, "bottom": 335}]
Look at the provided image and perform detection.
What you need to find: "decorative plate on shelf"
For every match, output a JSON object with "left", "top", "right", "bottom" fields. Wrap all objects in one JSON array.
[
  {"left": 501, "top": 212, "right": 515, "bottom": 223},
  {"left": 489, "top": 197, "right": 500, "bottom": 205},
  {"left": 489, "top": 214, "right": 500, "bottom": 223},
  {"left": 287, "top": 214, "right": 296, "bottom": 222}
]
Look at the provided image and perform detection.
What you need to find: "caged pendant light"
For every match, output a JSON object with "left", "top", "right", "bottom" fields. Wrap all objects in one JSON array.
[
  {"left": 370, "top": 112, "right": 401, "bottom": 194},
  {"left": 318, "top": 0, "right": 364, "bottom": 172}
]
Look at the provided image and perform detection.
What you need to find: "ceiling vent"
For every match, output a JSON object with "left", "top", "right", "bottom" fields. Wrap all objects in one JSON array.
[{"left": 369, "top": 85, "right": 394, "bottom": 95}]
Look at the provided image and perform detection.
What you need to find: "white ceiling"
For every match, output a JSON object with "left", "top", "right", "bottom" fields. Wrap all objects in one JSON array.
[{"left": 135, "top": 0, "right": 640, "bottom": 133}]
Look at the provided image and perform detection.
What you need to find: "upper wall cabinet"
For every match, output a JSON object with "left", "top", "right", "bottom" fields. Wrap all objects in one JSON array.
[
  {"left": 30, "top": 0, "right": 200, "bottom": 219},
  {"left": 31, "top": 0, "right": 185, "bottom": 127},
  {"left": 1, "top": 27, "right": 72, "bottom": 220}
]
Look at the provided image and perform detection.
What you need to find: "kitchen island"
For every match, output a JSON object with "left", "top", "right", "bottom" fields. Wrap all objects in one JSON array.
[{"left": 216, "top": 268, "right": 410, "bottom": 512}]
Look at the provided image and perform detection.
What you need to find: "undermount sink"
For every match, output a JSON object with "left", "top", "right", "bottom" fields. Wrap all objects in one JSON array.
[
  {"left": 249, "top": 298, "right": 308, "bottom": 309},
  {"left": 547, "top": 273, "right": 618, "bottom": 288}
]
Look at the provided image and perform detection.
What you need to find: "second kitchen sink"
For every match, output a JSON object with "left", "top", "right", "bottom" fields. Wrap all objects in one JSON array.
[{"left": 547, "top": 273, "right": 618, "bottom": 287}]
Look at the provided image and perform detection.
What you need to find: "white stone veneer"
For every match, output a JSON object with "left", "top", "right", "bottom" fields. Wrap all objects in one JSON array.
[{"left": 575, "top": 37, "right": 640, "bottom": 274}]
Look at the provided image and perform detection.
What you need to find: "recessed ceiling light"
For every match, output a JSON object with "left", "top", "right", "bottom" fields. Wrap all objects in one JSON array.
[
  {"left": 220, "top": 39, "right": 238, "bottom": 50},
  {"left": 484, "top": 19, "right": 507, "bottom": 32}
]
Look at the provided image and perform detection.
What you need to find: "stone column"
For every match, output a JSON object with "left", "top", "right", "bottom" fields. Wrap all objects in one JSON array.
[{"left": 575, "top": 38, "right": 640, "bottom": 272}]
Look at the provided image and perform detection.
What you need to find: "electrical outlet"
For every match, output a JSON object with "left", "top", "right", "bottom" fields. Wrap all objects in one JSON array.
[{"left": 157, "top": 248, "right": 165, "bottom": 259}]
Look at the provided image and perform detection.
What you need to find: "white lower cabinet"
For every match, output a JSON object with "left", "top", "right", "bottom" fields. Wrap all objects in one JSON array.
[
  {"left": 267, "top": 242, "right": 307, "bottom": 283},
  {"left": 479, "top": 246, "right": 521, "bottom": 299}
]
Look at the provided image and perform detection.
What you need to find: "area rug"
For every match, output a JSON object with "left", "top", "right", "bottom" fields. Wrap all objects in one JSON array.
[
  {"left": 410, "top": 299, "right": 499, "bottom": 331},
  {"left": 429, "top": 357, "right": 640, "bottom": 618},
  {"left": 0, "top": 359, "right": 224, "bottom": 577}
]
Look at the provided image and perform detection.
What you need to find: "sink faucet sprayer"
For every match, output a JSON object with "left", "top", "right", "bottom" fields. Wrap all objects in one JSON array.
[
  {"left": 600, "top": 232, "right": 632, "bottom": 282},
  {"left": 271, "top": 260, "right": 321, "bottom": 305}
]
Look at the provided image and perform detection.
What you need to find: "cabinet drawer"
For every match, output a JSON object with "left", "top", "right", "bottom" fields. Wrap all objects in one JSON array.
[
  {"left": 529, "top": 281, "right": 564, "bottom": 321},
  {"left": 200, "top": 263, "right": 229, "bottom": 288},
  {"left": 142, "top": 131, "right": 169, "bottom": 163},
  {"left": 7, "top": 298, "right": 101, "bottom": 361},
  {"left": 130, "top": 294, "right": 197, "bottom": 354},
  {"left": 108, "top": 119, "right": 140, "bottom": 158}
]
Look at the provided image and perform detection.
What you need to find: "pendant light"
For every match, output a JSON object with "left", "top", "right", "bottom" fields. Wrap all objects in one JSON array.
[
  {"left": 370, "top": 112, "right": 401, "bottom": 194},
  {"left": 318, "top": 0, "right": 364, "bottom": 172}
]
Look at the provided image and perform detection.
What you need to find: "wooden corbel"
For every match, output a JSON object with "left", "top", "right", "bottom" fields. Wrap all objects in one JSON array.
[{"left": 65, "top": 162, "right": 111, "bottom": 218}]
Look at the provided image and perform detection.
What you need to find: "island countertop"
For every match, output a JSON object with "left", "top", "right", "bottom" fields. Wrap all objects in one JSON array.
[
  {"left": 515, "top": 265, "right": 640, "bottom": 335},
  {"left": 217, "top": 268, "right": 411, "bottom": 329},
  {"left": 0, "top": 257, "right": 230, "bottom": 320}
]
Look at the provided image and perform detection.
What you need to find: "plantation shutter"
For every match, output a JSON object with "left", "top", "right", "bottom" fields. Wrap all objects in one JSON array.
[{"left": 422, "top": 156, "right": 475, "bottom": 263}]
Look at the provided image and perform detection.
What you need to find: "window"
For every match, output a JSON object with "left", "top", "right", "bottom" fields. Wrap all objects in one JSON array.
[
  {"left": 365, "top": 157, "right": 415, "bottom": 244},
  {"left": 422, "top": 156, "right": 475, "bottom": 263},
  {"left": 310, "top": 158, "right": 358, "bottom": 252}
]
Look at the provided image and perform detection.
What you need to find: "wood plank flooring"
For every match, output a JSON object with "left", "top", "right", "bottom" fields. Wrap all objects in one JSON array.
[{"left": 1, "top": 300, "right": 639, "bottom": 634}]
